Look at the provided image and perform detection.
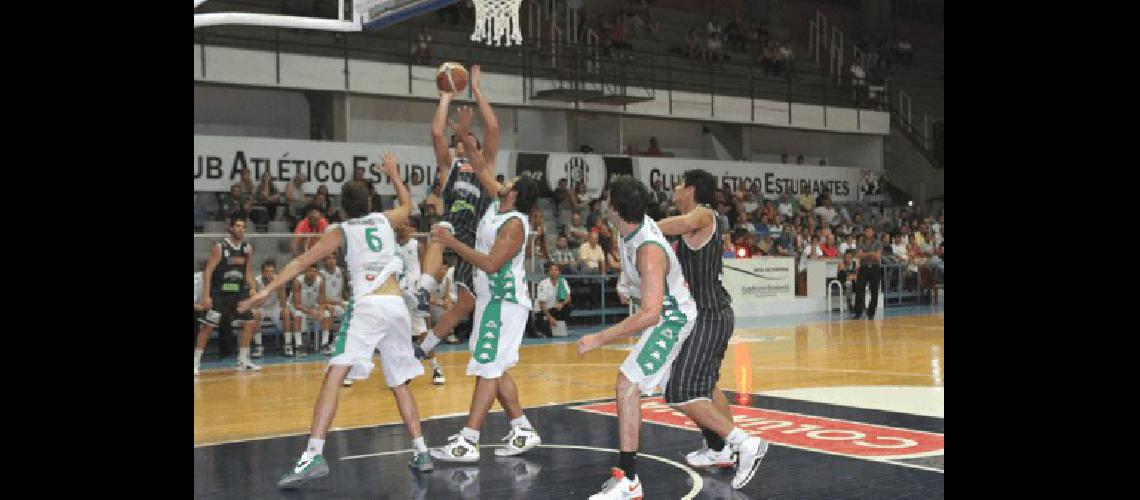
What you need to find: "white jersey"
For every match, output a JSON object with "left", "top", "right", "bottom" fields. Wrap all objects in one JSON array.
[
  {"left": 473, "top": 199, "right": 531, "bottom": 309},
  {"left": 294, "top": 275, "right": 323, "bottom": 309},
  {"left": 617, "top": 215, "right": 698, "bottom": 322},
  {"left": 396, "top": 238, "right": 422, "bottom": 292},
  {"left": 320, "top": 266, "right": 346, "bottom": 302},
  {"left": 339, "top": 213, "right": 403, "bottom": 300},
  {"left": 194, "top": 272, "right": 204, "bottom": 303},
  {"left": 256, "top": 275, "right": 281, "bottom": 309}
]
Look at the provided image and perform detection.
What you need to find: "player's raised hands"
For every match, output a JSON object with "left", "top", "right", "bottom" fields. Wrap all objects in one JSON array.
[
  {"left": 380, "top": 149, "right": 399, "bottom": 178},
  {"left": 447, "top": 106, "right": 475, "bottom": 136},
  {"left": 470, "top": 64, "right": 481, "bottom": 91}
]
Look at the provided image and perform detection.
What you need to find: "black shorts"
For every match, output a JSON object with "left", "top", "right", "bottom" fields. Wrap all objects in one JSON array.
[
  {"left": 453, "top": 258, "right": 475, "bottom": 296},
  {"left": 200, "top": 291, "right": 254, "bottom": 328},
  {"left": 664, "top": 305, "right": 735, "bottom": 404}
]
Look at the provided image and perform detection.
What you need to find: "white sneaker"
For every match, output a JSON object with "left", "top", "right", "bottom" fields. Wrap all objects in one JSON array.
[
  {"left": 252, "top": 345, "right": 263, "bottom": 358},
  {"left": 235, "top": 359, "right": 262, "bottom": 371},
  {"left": 494, "top": 426, "right": 542, "bottom": 456},
  {"left": 445, "top": 334, "right": 459, "bottom": 344},
  {"left": 321, "top": 344, "right": 332, "bottom": 355},
  {"left": 588, "top": 468, "right": 643, "bottom": 500},
  {"left": 342, "top": 378, "right": 354, "bottom": 387},
  {"left": 194, "top": 364, "right": 200, "bottom": 376},
  {"left": 430, "top": 433, "right": 480, "bottom": 462},
  {"left": 685, "top": 445, "right": 735, "bottom": 468},
  {"left": 432, "top": 367, "right": 446, "bottom": 385},
  {"left": 732, "top": 436, "right": 769, "bottom": 490},
  {"left": 284, "top": 344, "right": 294, "bottom": 357}
]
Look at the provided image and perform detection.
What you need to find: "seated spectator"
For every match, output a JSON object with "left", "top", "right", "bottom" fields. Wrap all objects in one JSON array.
[
  {"left": 814, "top": 198, "right": 838, "bottom": 226},
  {"left": 422, "top": 181, "right": 444, "bottom": 216},
  {"left": 567, "top": 211, "right": 589, "bottom": 248},
  {"left": 820, "top": 234, "right": 839, "bottom": 257},
  {"left": 220, "top": 182, "right": 252, "bottom": 223},
  {"left": 736, "top": 212, "right": 755, "bottom": 233},
  {"left": 797, "top": 191, "right": 816, "bottom": 214},
  {"left": 292, "top": 208, "right": 329, "bottom": 256},
  {"left": 684, "top": 27, "right": 706, "bottom": 61},
  {"left": 418, "top": 203, "right": 440, "bottom": 233},
  {"left": 535, "top": 262, "right": 574, "bottom": 338},
  {"left": 550, "top": 234, "right": 578, "bottom": 274},
  {"left": 777, "top": 192, "right": 795, "bottom": 219},
  {"left": 255, "top": 172, "right": 284, "bottom": 222},
  {"left": 722, "top": 234, "right": 737, "bottom": 258},
  {"left": 413, "top": 26, "right": 432, "bottom": 64},
  {"left": 237, "top": 168, "right": 255, "bottom": 198},
  {"left": 780, "top": 153, "right": 789, "bottom": 163},
  {"left": 578, "top": 231, "right": 606, "bottom": 274},
  {"left": 284, "top": 173, "right": 310, "bottom": 227}
]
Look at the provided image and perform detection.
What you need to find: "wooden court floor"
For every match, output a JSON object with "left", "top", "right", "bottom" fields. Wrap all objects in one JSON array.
[{"left": 194, "top": 314, "right": 945, "bottom": 446}]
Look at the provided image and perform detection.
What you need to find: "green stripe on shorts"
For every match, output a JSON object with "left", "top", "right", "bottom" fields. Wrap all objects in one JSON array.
[
  {"left": 331, "top": 298, "right": 354, "bottom": 356},
  {"left": 473, "top": 300, "right": 502, "bottom": 364},
  {"left": 635, "top": 295, "right": 688, "bottom": 376}
]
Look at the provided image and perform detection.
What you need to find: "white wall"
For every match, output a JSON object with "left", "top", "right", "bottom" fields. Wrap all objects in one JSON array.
[
  {"left": 194, "top": 84, "right": 310, "bottom": 139},
  {"left": 748, "top": 126, "right": 884, "bottom": 169},
  {"left": 196, "top": 45, "right": 890, "bottom": 135},
  {"left": 346, "top": 95, "right": 568, "bottom": 151}
]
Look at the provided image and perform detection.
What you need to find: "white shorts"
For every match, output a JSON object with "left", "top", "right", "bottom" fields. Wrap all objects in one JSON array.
[
  {"left": 289, "top": 302, "right": 323, "bottom": 330},
  {"left": 466, "top": 300, "right": 528, "bottom": 379},
  {"left": 329, "top": 295, "right": 424, "bottom": 387},
  {"left": 327, "top": 303, "right": 346, "bottom": 318},
  {"left": 410, "top": 314, "right": 428, "bottom": 336},
  {"left": 619, "top": 310, "right": 696, "bottom": 394}
]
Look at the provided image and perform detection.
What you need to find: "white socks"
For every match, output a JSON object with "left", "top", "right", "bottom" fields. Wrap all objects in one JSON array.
[
  {"left": 420, "top": 330, "right": 442, "bottom": 353},
  {"left": 302, "top": 438, "right": 325, "bottom": 460},
  {"left": 510, "top": 415, "right": 532, "bottom": 429},
  {"left": 726, "top": 428, "right": 749, "bottom": 448},
  {"left": 284, "top": 331, "right": 293, "bottom": 345},
  {"left": 460, "top": 427, "right": 480, "bottom": 444},
  {"left": 194, "top": 348, "right": 204, "bottom": 366},
  {"left": 419, "top": 274, "right": 437, "bottom": 294},
  {"left": 429, "top": 358, "right": 441, "bottom": 370},
  {"left": 254, "top": 331, "right": 262, "bottom": 346},
  {"left": 320, "top": 330, "right": 329, "bottom": 346},
  {"left": 412, "top": 436, "right": 428, "bottom": 453},
  {"left": 239, "top": 347, "right": 250, "bottom": 363}
]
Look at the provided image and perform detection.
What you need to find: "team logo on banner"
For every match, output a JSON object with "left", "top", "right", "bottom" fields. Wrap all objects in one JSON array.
[{"left": 547, "top": 154, "right": 607, "bottom": 199}]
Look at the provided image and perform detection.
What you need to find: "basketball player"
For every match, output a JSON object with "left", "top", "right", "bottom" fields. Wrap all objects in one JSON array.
[
  {"left": 653, "top": 169, "right": 770, "bottom": 488},
  {"left": 319, "top": 254, "right": 348, "bottom": 355},
  {"left": 253, "top": 260, "right": 291, "bottom": 358},
  {"left": 426, "top": 146, "right": 544, "bottom": 462},
  {"left": 396, "top": 221, "right": 445, "bottom": 384},
  {"left": 411, "top": 65, "right": 498, "bottom": 359},
  {"left": 239, "top": 151, "right": 435, "bottom": 487},
  {"left": 576, "top": 178, "right": 765, "bottom": 498},
  {"left": 194, "top": 218, "right": 261, "bottom": 375},
  {"left": 289, "top": 265, "right": 324, "bottom": 356}
]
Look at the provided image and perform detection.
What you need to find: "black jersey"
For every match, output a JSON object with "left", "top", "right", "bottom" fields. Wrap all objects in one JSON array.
[
  {"left": 441, "top": 157, "right": 493, "bottom": 244},
  {"left": 675, "top": 208, "right": 731, "bottom": 310},
  {"left": 211, "top": 238, "right": 251, "bottom": 295}
]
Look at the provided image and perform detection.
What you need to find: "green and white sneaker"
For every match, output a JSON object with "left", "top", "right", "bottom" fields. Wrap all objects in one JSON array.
[
  {"left": 277, "top": 454, "right": 329, "bottom": 489},
  {"left": 408, "top": 450, "right": 435, "bottom": 472}
]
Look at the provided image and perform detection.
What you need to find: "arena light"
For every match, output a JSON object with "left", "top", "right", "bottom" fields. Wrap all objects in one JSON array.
[{"left": 736, "top": 246, "right": 750, "bottom": 258}]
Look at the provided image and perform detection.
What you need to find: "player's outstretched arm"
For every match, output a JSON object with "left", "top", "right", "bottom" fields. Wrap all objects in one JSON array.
[
  {"left": 379, "top": 150, "right": 412, "bottom": 228},
  {"left": 470, "top": 65, "right": 500, "bottom": 162},
  {"left": 432, "top": 91, "right": 455, "bottom": 188},
  {"left": 656, "top": 205, "right": 714, "bottom": 236},
  {"left": 449, "top": 106, "right": 502, "bottom": 195},
  {"left": 239, "top": 229, "right": 345, "bottom": 312},
  {"left": 578, "top": 244, "right": 667, "bottom": 354},
  {"left": 431, "top": 218, "right": 523, "bottom": 274}
]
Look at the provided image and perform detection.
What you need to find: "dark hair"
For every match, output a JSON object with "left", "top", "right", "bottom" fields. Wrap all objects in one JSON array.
[
  {"left": 261, "top": 259, "right": 277, "bottom": 271},
  {"left": 607, "top": 177, "right": 649, "bottom": 223},
  {"left": 451, "top": 133, "right": 481, "bottom": 150},
  {"left": 682, "top": 169, "right": 717, "bottom": 206},
  {"left": 342, "top": 181, "right": 372, "bottom": 218},
  {"left": 512, "top": 177, "right": 540, "bottom": 214},
  {"left": 228, "top": 218, "right": 244, "bottom": 228},
  {"left": 548, "top": 261, "right": 560, "bottom": 271}
]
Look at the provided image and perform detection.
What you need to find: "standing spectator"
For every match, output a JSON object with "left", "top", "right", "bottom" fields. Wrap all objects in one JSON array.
[
  {"left": 814, "top": 198, "right": 838, "bottom": 227},
  {"left": 706, "top": 15, "right": 722, "bottom": 37},
  {"left": 255, "top": 172, "right": 283, "bottom": 222},
  {"left": 779, "top": 42, "right": 796, "bottom": 78},
  {"left": 291, "top": 208, "right": 328, "bottom": 257},
  {"left": 535, "top": 263, "right": 574, "bottom": 337},
  {"left": 850, "top": 61, "right": 867, "bottom": 103},
  {"left": 684, "top": 27, "right": 706, "bottom": 62},
  {"left": 746, "top": 22, "right": 761, "bottom": 52},
  {"left": 567, "top": 211, "right": 589, "bottom": 248},
  {"left": 725, "top": 14, "right": 744, "bottom": 52},
  {"left": 413, "top": 26, "right": 432, "bottom": 64},
  {"left": 220, "top": 183, "right": 252, "bottom": 223},
  {"left": 645, "top": 137, "right": 662, "bottom": 156},
  {"left": 852, "top": 227, "right": 883, "bottom": 319},
  {"left": 284, "top": 173, "right": 310, "bottom": 227},
  {"left": 707, "top": 32, "right": 725, "bottom": 66}
]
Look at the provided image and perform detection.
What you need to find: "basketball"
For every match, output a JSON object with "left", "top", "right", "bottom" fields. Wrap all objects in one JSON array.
[{"left": 437, "top": 62, "right": 468, "bottom": 93}]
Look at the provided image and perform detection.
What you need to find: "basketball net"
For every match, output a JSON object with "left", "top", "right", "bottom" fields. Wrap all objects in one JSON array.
[{"left": 470, "top": 0, "right": 523, "bottom": 47}]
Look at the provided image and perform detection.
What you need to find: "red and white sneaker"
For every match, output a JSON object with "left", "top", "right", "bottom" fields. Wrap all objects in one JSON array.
[
  {"left": 685, "top": 445, "right": 735, "bottom": 468},
  {"left": 588, "top": 467, "right": 643, "bottom": 500}
]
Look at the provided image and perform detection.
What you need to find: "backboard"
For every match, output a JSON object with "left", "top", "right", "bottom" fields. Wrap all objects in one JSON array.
[{"left": 193, "top": 0, "right": 461, "bottom": 32}]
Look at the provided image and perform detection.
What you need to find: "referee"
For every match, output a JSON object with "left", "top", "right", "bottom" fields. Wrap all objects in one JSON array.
[{"left": 852, "top": 227, "right": 883, "bottom": 319}]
